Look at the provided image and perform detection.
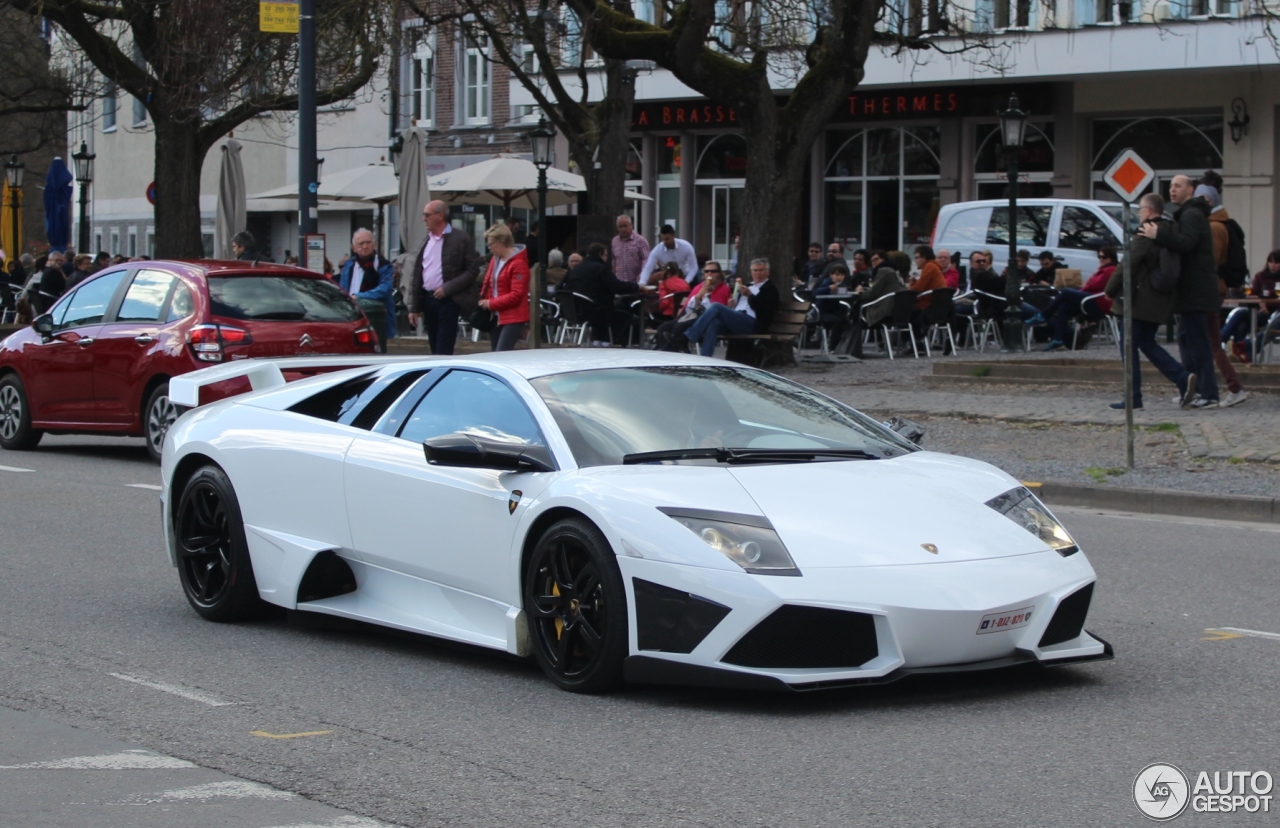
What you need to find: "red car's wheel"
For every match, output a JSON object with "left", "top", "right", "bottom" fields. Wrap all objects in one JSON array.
[
  {"left": 144, "top": 382, "right": 177, "bottom": 463},
  {"left": 0, "top": 374, "right": 43, "bottom": 451}
]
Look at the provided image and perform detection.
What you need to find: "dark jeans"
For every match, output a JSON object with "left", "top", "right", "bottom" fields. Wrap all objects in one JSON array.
[
  {"left": 420, "top": 294, "right": 460, "bottom": 355},
  {"left": 1121, "top": 318, "right": 1191, "bottom": 407},
  {"left": 1040, "top": 288, "right": 1089, "bottom": 343},
  {"left": 489, "top": 322, "right": 527, "bottom": 352},
  {"left": 684, "top": 303, "right": 756, "bottom": 357},
  {"left": 1176, "top": 312, "right": 1220, "bottom": 402}
]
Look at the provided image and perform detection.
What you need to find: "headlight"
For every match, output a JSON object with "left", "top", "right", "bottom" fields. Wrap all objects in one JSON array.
[
  {"left": 658, "top": 508, "right": 800, "bottom": 576},
  {"left": 985, "top": 487, "right": 1078, "bottom": 556}
]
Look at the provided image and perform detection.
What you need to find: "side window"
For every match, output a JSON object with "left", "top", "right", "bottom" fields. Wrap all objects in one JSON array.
[
  {"left": 116, "top": 269, "right": 177, "bottom": 322},
  {"left": 987, "top": 206, "right": 1051, "bottom": 247},
  {"left": 165, "top": 282, "right": 194, "bottom": 323},
  {"left": 937, "top": 207, "right": 992, "bottom": 247},
  {"left": 1058, "top": 207, "right": 1119, "bottom": 250},
  {"left": 56, "top": 271, "right": 128, "bottom": 330},
  {"left": 399, "top": 370, "right": 543, "bottom": 446}
]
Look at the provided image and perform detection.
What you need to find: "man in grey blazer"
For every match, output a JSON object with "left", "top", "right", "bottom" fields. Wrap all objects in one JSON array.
[{"left": 407, "top": 199, "right": 481, "bottom": 355}]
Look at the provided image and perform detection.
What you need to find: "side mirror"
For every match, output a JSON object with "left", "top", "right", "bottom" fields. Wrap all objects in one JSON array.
[
  {"left": 424, "top": 432, "right": 555, "bottom": 473},
  {"left": 882, "top": 416, "right": 925, "bottom": 446},
  {"left": 32, "top": 314, "right": 54, "bottom": 340}
]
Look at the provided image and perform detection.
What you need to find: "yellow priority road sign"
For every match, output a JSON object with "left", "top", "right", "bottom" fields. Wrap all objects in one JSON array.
[{"left": 260, "top": 2, "right": 300, "bottom": 33}]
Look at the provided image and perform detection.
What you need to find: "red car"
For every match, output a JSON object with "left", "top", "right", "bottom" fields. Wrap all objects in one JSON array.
[{"left": 0, "top": 260, "right": 378, "bottom": 461}]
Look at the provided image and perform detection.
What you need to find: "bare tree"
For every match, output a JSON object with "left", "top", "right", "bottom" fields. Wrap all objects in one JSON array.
[
  {"left": 0, "top": 9, "right": 89, "bottom": 157},
  {"left": 403, "top": 0, "right": 637, "bottom": 223},
  {"left": 3, "top": 0, "right": 390, "bottom": 257},
  {"left": 560, "top": 0, "right": 985, "bottom": 291}
]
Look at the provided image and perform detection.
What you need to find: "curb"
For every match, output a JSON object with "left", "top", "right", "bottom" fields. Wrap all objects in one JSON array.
[{"left": 1023, "top": 480, "right": 1278, "bottom": 524}]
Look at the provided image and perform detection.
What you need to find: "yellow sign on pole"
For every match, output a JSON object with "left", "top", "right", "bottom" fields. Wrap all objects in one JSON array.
[{"left": 259, "top": 2, "right": 299, "bottom": 33}]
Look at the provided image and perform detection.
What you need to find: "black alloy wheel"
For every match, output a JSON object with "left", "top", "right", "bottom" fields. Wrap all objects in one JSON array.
[
  {"left": 0, "top": 374, "right": 43, "bottom": 451},
  {"left": 174, "top": 465, "right": 262, "bottom": 621},
  {"left": 144, "top": 382, "right": 176, "bottom": 463},
  {"left": 524, "top": 518, "right": 627, "bottom": 693}
]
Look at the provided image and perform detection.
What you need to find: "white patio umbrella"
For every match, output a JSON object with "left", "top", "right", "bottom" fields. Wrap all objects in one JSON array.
[
  {"left": 214, "top": 139, "right": 247, "bottom": 259},
  {"left": 249, "top": 162, "right": 399, "bottom": 204},
  {"left": 359, "top": 154, "right": 584, "bottom": 212}
]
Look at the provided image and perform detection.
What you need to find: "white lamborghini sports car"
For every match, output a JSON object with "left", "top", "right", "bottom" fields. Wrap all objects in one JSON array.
[{"left": 161, "top": 350, "right": 1112, "bottom": 693}]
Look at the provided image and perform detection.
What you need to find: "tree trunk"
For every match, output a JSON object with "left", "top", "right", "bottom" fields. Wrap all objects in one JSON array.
[
  {"left": 592, "top": 60, "right": 636, "bottom": 222},
  {"left": 736, "top": 105, "right": 814, "bottom": 290},
  {"left": 152, "top": 118, "right": 208, "bottom": 259}
]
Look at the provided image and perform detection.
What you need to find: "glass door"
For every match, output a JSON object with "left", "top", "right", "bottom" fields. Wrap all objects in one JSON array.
[{"left": 710, "top": 185, "right": 743, "bottom": 264}]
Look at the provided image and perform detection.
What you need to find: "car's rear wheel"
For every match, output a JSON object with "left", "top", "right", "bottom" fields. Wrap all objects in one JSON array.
[
  {"left": 524, "top": 518, "right": 627, "bottom": 693},
  {"left": 175, "top": 465, "right": 263, "bottom": 622},
  {"left": 0, "top": 374, "right": 43, "bottom": 451},
  {"left": 144, "top": 382, "right": 176, "bottom": 463}
]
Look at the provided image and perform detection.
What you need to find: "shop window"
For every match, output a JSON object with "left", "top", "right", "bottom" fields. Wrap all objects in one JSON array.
[
  {"left": 865, "top": 129, "right": 900, "bottom": 177},
  {"left": 1091, "top": 115, "right": 1221, "bottom": 173},
  {"left": 823, "top": 126, "right": 941, "bottom": 251},
  {"left": 656, "top": 136, "right": 681, "bottom": 180},
  {"left": 827, "top": 133, "right": 863, "bottom": 178},
  {"left": 696, "top": 134, "right": 748, "bottom": 179},
  {"left": 904, "top": 127, "right": 941, "bottom": 176},
  {"left": 626, "top": 138, "right": 644, "bottom": 181},
  {"left": 975, "top": 123, "right": 1055, "bottom": 174},
  {"left": 1058, "top": 206, "right": 1118, "bottom": 250}
]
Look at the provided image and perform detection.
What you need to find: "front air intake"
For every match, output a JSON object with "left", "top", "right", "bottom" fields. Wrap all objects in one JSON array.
[
  {"left": 723, "top": 605, "right": 878, "bottom": 669},
  {"left": 1039, "top": 583, "right": 1094, "bottom": 647}
]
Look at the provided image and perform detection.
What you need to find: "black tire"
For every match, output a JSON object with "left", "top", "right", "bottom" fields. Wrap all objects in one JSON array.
[
  {"left": 174, "top": 465, "right": 264, "bottom": 622},
  {"left": 524, "top": 518, "right": 628, "bottom": 693},
  {"left": 144, "top": 382, "right": 177, "bottom": 463},
  {"left": 0, "top": 374, "right": 43, "bottom": 451}
]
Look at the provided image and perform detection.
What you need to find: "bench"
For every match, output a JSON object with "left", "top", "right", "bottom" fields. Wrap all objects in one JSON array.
[{"left": 719, "top": 299, "right": 812, "bottom": 368}]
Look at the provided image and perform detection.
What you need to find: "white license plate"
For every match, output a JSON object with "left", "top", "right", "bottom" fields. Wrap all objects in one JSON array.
[{"left": 976, "top": 606, "right": 1035, "bottom": 635}]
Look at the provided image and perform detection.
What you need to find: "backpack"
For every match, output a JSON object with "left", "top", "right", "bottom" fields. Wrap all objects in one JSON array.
[
  {"left": 1148, "top": 246, "right": 1180, "bottom": 293},
  {"left": 1219, "top": 218, "right": 1248, "bottom": 287}
]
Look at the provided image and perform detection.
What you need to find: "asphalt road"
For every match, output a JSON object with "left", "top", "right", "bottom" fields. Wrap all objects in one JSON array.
[{"left": 1, "top": 434, "right": 1278, "bottom": 827}]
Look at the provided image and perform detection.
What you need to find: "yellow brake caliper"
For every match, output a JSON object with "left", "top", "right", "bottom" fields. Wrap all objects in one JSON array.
[{"left": 552, "top": 583, "right": 563, "bottom": 639}]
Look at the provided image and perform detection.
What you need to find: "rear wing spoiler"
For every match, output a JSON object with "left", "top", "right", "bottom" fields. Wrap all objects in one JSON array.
[{"left": 169, "top": 355, "right": 428, "bottom": 408}]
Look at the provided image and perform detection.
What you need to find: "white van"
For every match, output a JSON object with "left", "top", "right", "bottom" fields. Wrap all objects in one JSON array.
[{"left": 932, "top": 199, "right": 1137, "bottom": 279}]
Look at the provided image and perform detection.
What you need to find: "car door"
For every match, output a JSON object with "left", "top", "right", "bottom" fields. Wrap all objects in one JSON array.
[
  {"left": 344, "top": 369, "right": 556, "bottom": 610},
  {"left": 1056, "top": 205, "right": 1121, "bottom": 274},
  {"left": 24, "top": 270, "right": 128, "bottom": 424},
  {"left": 92, "top": 268, "right": 182, "bottom": 425}
]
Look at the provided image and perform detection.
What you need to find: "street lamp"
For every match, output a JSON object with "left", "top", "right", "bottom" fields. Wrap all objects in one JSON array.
[
  {"left": 72, "top": 141, "right": 95, "bottom": 255},
  {"left": 529, "top": 116, "right": 555, "bottom": 349},
  {"left": 5, "top": 154, "right": 24, "bottom": 263},
  {"left": 999, "top": 94, "right": 1028, "bottom": 352}
]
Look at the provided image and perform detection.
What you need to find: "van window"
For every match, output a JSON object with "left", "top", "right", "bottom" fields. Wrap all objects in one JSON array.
[
  {"left": 1058, "top": 206, "right": 1118, "bottom": 250},
  {"left": 937, "top": 207, "right": 992, "bottom": 247},
  {"left": 987, "top": 206, "right": 1052, "bottom": 247}
]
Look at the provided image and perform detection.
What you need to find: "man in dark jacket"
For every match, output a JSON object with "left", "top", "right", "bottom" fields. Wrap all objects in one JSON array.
[
  {"left": 36, "top": 251, "right": 67, "bottom": 314},
  {"left": 683, "top": 257, "right": 779, "bottom": 357},
  {"left": 231, "top": 231, "right": 274, "bottom": 263},
  {"left": 1139, "top": 174, "right": 1219, "bottom": 406},
  {"left": 339, "top": 228, "right": 397, "bottom": 350},
  {"left": 1106, "top": 192, "right": 1196, "bottom": 409},
  {"left": 408, "top": 200, "right": 480, "bottom": 355},
  {"left": 561, "top": 242, "right": 647, "bottom": 344}
]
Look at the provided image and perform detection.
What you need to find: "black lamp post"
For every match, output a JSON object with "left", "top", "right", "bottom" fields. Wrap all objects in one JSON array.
[
  {"left": 529, "top": 116, "right": 555, "bottom": 349},
  {"left": 72, "top": 142, "right": 95, "bottom": 255},
  {"left": 999, "top": 94, "right": 1028, "bottom": 352},
  {"left": 4, "top": 154, "right": 24, "bottom": 261}
]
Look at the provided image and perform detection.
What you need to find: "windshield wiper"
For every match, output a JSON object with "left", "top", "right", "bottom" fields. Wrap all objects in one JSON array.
[{"left": 622, "top": 447, "right": 880, "bottom": 465}]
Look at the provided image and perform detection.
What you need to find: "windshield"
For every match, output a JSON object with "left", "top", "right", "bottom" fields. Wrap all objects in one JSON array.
[
  {"left": 1099, "top": 204, "right": 1140, "bottom": 236},
  {"left": 530, "top": 366, "right": 916, "bottom": 468},
  {"left": 207, "top": 275, "right": 362, "bottom": 322}
]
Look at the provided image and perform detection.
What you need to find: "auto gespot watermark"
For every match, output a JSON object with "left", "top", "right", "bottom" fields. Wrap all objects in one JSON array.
[{"left": 1134, "top": 763, "right": 1274, "bottom": 820}]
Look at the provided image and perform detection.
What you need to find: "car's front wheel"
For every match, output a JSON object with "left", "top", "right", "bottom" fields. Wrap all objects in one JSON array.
[
  {"left": 144, "top": 382, "right": 177, "bottom": 463},
  {"left": 524, "top": 518, "right": 628, "bottom": 693},
  {"left": 0, "top": 374, "right": 43, "bottom": 451},
  {"left": 175, "top": 465, "right": 263, "bottom": 621}
]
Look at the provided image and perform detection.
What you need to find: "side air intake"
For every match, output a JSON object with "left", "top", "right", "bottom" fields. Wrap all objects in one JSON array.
[{"left": 1039, "top": 583, "right": 1094, "bottom": 647}]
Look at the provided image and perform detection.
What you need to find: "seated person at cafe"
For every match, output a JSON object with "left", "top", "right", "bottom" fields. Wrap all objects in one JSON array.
[
  {"left": 646, "top": 261, "right": 692, "bottom": 323},
  {"left": 1029, "top": 246, "right": 1116, "bottom": 351},
  {"left": 561, "top": 243, "right": 650, "bottom": 345},
  {"left": 813, "top": 263, "right": 856, "bottom": 345},
  {"left": 654, "top": 261, "right": 731, "bottom": 352}
]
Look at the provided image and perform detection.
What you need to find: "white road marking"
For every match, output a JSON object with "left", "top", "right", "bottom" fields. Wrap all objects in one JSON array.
[
  {"left": 260, "top": 819, "right": 398, "bottom": 828},
  {"left": 110, "top": 672, "right": 235, "bottom": 706},
  {"left": 126, "top": 483, "right": 163, "bottom": 491},
  {"left": 144, "top": 781, "right": 296, "bottom": 802},
  {"left": 0, "top": 464, "right": 35, "bottom": 473},
  {"left": 1216, "top": 627, "right": 1280, "bottom": 642},
  {"left": 0, "top": 749, "right": 195, "bottom": 770}
]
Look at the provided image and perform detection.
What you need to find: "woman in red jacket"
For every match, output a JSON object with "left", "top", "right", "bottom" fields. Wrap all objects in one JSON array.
[{"left": 478, "top": 223, "right": 531, "bottom": 351}]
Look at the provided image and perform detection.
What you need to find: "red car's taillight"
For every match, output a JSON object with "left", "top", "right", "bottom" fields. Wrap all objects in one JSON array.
[
  {"left": 187, "top": 324, "right": 253, "bottom": 362},
  {"left": 353, "top": 326, "right": 377, "bottom": 349}
]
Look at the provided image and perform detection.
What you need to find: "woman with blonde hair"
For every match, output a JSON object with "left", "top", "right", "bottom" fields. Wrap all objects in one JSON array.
[{"left": 478, "top": 223, "right": 531, "bottom": 350}]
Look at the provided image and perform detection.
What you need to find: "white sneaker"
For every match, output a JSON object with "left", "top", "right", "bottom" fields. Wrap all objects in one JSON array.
[{"left": 1219, "top": 389, "right": 1250, "bottom": 408}]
